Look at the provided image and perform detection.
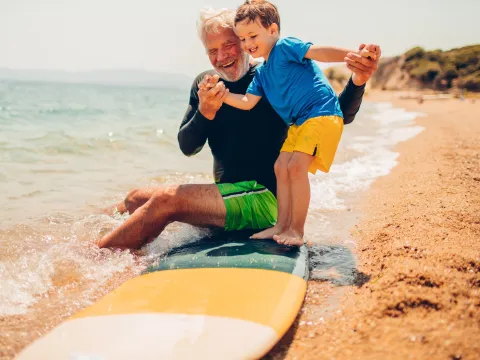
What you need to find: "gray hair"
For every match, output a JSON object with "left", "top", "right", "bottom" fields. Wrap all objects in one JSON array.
[{"left": 197, "top": 8, "right": 236, "bottom": 47}]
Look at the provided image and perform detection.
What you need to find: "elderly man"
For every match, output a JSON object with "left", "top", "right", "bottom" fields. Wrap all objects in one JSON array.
[{"left": 98, "top": 9, "right": 381, "bottom": 249}]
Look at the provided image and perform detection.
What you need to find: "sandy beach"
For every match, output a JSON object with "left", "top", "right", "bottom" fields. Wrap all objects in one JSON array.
[{"left": 268, "top": 92, "right": 480, "bottom": 359}]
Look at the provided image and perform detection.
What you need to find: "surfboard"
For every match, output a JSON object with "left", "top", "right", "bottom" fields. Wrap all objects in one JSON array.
[{"left": 17, "top": 230, "right": 309, "bottom": 360}]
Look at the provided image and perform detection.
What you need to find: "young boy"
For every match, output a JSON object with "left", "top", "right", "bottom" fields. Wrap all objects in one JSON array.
[{"left": 213, "top": 0, "right": 377, "bottom": 246}]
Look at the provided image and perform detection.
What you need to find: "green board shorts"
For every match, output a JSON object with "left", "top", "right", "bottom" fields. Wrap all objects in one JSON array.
[{"left": 216, "top": 181, "right": 278, "bottom": 231}]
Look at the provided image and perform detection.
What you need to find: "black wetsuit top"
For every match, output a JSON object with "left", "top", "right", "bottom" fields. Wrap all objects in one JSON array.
[{"left": 178, "top": 64, "right": 365, "bottom": 196}]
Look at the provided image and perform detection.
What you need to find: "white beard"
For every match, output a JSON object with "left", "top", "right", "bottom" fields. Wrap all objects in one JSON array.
[{"left": 217, "top": 53, "right": 250, "bottom": 82}]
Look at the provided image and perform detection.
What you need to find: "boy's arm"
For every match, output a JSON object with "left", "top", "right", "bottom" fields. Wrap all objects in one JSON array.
[
  {"left": 224, "top": 92, "right": 262, "bottom": 111},
  {"left": 305, "top": 46, "right": 376, "bottom": 63}
]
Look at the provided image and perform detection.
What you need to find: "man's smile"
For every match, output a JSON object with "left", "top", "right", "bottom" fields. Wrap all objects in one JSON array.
[{"left": 220, "top": 60, "right": 236, "bottom": 68}]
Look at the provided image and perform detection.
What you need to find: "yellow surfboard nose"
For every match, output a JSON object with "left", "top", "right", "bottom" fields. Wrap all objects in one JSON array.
[{"left": 73, "top": 268, "right": 307, "bottom": 337}]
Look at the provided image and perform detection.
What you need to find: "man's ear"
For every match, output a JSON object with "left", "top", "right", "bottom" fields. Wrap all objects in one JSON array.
[{"left": 269, "top": 23, "right": 279, "bottom": 35}]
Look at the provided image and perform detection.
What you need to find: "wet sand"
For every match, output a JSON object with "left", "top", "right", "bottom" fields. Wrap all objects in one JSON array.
[{"left": 268, "top": 92, "right": 480, "bottom": 359}]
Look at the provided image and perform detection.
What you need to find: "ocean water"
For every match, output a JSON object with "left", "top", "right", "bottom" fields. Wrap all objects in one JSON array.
[{"left": 0, "top": 79, "right": 424, "bottom": 352}]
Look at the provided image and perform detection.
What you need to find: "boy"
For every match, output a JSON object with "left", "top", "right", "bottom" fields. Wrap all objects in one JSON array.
[{"left": 213, "top": 0, "right": 377, "bottom": 246}]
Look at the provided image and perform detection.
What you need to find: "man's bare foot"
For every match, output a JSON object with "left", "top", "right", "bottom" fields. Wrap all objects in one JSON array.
[
  {"left": 273, "top": 229, "right": 304, "bottom": 247},
  {"left": 250, "top": 225, "right": 284, "bottom": 239},
  {"left": 101, "top": 203, "right": 119, "bottom": 215},
  {"left": 102, "top": 203, "right": 127, "bottom": 216},
  {"left": 101, "top": 205, "right": 117, "bottom": 215}
]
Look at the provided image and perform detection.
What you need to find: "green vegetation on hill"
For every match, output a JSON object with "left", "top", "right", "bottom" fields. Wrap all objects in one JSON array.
[{"left": 402, "top": 45, "right": 480, "bottom": 91}]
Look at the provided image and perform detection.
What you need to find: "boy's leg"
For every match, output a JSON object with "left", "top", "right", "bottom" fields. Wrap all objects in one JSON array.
[
  {"left": 274, "top": 151, "right": 314, "bottom": 246},
  {"left": 250, "top": 152, "right": 292, "bottom": 239},
  {"left": 97, "top": 184, "right": 226, "bottom": 250}
]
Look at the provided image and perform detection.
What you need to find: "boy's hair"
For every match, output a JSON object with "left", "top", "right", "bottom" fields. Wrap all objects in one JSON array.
[{"left": 234, "top": 0, "right": 280, "bottom": 32}]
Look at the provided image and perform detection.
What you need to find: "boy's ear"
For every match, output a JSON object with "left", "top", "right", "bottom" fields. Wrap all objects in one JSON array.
[{"left": 269, "top": 23, "right": 279, "bottom": 35}]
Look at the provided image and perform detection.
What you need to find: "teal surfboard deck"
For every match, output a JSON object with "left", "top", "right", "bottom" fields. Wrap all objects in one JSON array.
[{"left": 146, "top": 230, "right": 309, "bottom": 280}]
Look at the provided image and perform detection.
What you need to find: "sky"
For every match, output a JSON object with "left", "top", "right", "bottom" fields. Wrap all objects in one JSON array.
[{"left": 2, "top": 0, "right": 479, "bottom": 77}]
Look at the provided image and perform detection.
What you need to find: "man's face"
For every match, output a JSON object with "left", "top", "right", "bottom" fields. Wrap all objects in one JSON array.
[{"left": 205, "top": 28, "right": 250, "bottom": 82}]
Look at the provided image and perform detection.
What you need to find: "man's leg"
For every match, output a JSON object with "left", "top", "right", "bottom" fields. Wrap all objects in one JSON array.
[
  {"left": 97, "top": 184, "right": 226, "bottom": 250},
  {"left": 274, "top": 151, "right": 314, "bottom": 246},
  {"left": 250, "top": 152, "right": 292, "bottom": 239}
]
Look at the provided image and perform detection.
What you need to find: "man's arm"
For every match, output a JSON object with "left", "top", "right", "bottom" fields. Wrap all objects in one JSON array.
[
  {"left": 178, "top": 79, "right": 209, "bottom": 156},
  {"left": 337, "top": 76, "right": 365, "bottom": 125},
  {"left": 338, "top": 44, "right": 381, "bottom": 125},
  {"left": 178, "top": 74, "right": 228, "bottom": 156}
]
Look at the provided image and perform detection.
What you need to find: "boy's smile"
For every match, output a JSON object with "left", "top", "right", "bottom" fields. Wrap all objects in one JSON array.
[{"left": 234, "top": 18, "right": 279, "bottom": 61}]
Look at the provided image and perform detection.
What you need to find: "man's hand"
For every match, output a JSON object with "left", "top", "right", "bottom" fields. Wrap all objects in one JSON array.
[
  {"left": 345, "top": 44, "right": 381, "bottom": 86},
  {"left": 197, "top": 74, "right": 229, "bottom": 120}
]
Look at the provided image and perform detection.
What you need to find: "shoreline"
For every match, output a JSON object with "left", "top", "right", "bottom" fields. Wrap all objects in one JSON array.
[{"left": 268, "top": 91, "right": 480, "bottom": 359}]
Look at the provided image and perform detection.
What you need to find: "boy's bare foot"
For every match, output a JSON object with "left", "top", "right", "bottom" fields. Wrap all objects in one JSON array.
[
  {"left": 273, "top": 229, "right": 304, "bottom": 247},
  {"left": 250, "top": 225, "right": 283, "bottom": 239}
]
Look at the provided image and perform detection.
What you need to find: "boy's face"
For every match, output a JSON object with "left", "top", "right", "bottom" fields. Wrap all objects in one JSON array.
[{"left": 234, "top": 18, "right": 278, "bottom": 59}]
